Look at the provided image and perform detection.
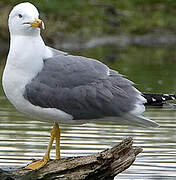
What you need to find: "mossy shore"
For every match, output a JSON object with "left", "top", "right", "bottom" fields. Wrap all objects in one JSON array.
[{"left": 0, "top": 0, "right": 176, "bottom": 56}]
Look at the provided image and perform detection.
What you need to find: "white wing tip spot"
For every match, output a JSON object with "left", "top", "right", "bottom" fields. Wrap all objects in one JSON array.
[
  {"left": 152, "top": 98, "right": 156, "bottom": 102},
  {"left": 162, "top": 97, "right": 166, "bottom": 100},
  {"left": 171, "top": 96, "right": 175, "bottom": 100}
]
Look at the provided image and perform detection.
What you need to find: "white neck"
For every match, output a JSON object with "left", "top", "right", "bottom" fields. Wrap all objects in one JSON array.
[
  {"left": 2, "top": 34, "right": 52, "bottom": 106},
  {"left": 7, "top": 34, "right": 53, "bottom": 76},
  {"left": 8, "top": 35, "right": 44, "bottom": 72}
]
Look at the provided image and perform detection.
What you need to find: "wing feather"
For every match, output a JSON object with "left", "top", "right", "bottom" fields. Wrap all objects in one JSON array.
[{"left": 23, "top": 53, "right": 149, "bottom": 123}]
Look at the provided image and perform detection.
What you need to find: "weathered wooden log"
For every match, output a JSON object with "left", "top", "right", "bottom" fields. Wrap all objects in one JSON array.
[{"left": 0, "top": 137, "right": 142, "bottom": 180}]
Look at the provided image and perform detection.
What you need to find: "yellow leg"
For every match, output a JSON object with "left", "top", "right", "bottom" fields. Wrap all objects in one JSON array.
[
  {"left": 24, "top": 123, "right": 61, "bottom": 170},
  {"left": 55, "top": 123, "right": 60, "bottom": 160}
]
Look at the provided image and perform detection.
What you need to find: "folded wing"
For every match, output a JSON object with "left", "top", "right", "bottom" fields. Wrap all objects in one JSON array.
[{"left": 24, "top": 52, "right": 158, "bottom": 127}]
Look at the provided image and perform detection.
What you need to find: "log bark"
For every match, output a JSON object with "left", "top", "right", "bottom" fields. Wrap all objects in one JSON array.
[{"left": 0, "top": 137, "right": 142, "bottom": 180}]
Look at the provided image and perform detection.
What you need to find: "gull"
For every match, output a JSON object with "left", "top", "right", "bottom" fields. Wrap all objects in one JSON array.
[{"left": 2, "top": 2, "right": 158, "bottom": 170}]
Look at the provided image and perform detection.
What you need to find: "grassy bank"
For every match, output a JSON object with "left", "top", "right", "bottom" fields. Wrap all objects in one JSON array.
[
  {"left": 0, "top": 0, "right": 176, "bottom": 55},
  {"left": 1, "top": 1, "right": 176, "bottom": 35}
]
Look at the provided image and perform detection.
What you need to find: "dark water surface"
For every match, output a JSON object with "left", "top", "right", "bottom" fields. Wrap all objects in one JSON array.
[{"left": 0, "top": 46, "right": 176, "bottom": 179}]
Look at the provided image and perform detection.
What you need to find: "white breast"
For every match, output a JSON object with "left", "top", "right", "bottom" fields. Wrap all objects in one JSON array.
[
  {"left": 2, "top": 35, "right": 73, "bottom": 124},
  {"left": 3, "top": 35, "right": 44, "bottom": 108}
]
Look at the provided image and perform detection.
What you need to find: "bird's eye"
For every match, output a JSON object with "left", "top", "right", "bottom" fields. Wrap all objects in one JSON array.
[{"left": 18, "top": 14, "right": 23, "bottom": 18}]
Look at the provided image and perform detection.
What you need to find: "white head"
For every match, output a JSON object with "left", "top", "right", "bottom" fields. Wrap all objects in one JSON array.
[{"left": 8, "top": 2, "right": 44, "bottom": 37}]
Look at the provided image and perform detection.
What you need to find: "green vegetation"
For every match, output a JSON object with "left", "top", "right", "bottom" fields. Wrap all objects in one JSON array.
[{"left": 1, "top": 0, "right": 176, "bottom": 39}]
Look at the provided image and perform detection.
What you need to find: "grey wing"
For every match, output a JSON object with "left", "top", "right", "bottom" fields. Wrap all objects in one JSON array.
[{"left": 24, "top": 54, "right": 141, "bottom": 120}]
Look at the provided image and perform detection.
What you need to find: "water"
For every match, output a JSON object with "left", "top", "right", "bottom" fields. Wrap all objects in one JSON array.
[{"left": 0, "top": 46, "right": 176, "bottom": 179}]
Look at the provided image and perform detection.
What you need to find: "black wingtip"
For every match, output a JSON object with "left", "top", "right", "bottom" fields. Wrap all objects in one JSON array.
[{"left": 143, "top": 93, "right": 176, "bottom": 106}]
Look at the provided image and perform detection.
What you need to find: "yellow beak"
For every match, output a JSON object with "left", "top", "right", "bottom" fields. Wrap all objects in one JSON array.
[{"left": 28, "top": 18, "right": 45, "bottom": 29}]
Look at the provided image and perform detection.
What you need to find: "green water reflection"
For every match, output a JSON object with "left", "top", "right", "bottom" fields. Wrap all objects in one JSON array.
[{"left": 78, "top": 46, "right": 176, "bottom": 93}]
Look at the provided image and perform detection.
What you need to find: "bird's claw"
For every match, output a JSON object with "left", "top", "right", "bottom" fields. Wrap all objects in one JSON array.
[{"left": 24, "top": 158, "right": 49, "bottom": 170}]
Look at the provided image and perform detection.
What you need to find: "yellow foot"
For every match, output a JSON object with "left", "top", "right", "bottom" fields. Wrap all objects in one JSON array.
[{"left": 24, "top": 158, "right": 49, "bottom": 170}]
